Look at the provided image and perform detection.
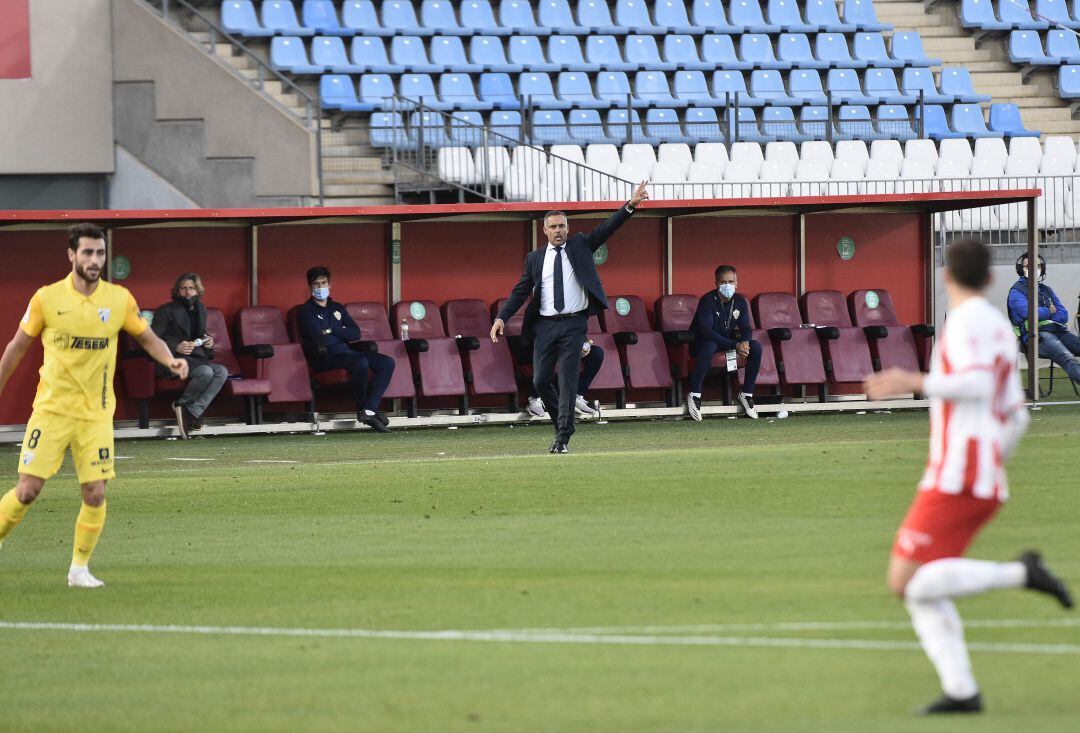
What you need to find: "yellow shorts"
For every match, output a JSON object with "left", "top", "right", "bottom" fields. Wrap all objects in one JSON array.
[{"left": 17, "top": 411, "right": 115, "bottom": 484}]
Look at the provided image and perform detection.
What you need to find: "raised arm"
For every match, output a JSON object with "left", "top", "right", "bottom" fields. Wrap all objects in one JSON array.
[{"left": 583, "top": 180, "right": 650, "bottom": 253}]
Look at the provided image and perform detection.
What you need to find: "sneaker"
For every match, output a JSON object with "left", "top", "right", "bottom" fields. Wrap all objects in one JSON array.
[
  {"left": 737, "top": 392, "right": 759, "bottom": 419},
  {"left": 574, "top": 396, "right": 597, "bottom": 416},
  {"left": 552, "top": 441, "right": 569, "bottom": 454},
  {"left": 188, "top": 410, "right": 203, "bottom": 432},
  {"left": 527, "top": 396, "right": 547, "bottom": 418},
  {"left": 371, "top": 411, "right": 390, "bottom": 427},
  {"left": 918, "top": 692, "right": 983, "bottom": 715},
  {"left": 67, "top": 566, "right": 105, "bottom": 589},
  {"left": 1018, "top": 551, "right": 1074, "bottom": 609},
  {"left": 687, "top": 395, "right": 702, "bottom": 421},
  {"left": 171, "top": 401, "right": 190, "bottom": 440},
  {"left": 358, "top": 412, "right": 390, "bottom": 433}
]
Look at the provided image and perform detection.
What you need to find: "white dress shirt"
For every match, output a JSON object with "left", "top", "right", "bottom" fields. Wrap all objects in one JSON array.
[{"left": 539, "top": 243, "right": 589, "bottom": 316}]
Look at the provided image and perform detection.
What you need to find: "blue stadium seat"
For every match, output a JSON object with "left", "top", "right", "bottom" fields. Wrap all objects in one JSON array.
[
  {"left": 959, "top": 0, "right": 1011, "bottom": 31},
  {"left": 684, "top": 107, "right": 723, "bottom": 142},
  {"left": 577, "top": 0, "right": 630, "bottom": 34},
  {"left": 558, "top": 72, "right": 609, "bottom": 107},
  {"left": 916, "top": 104, "right": 965, "bottom": 140},
  {"left": 261, "top": 1, "right": 314, "bottom": 35},
  {"left": 804, "top": 0, "right": 853, "bottom": 32},
  {"left": 625, "top": 35, "right": 676, "bottom": 71},
  {"left": 729, "top": 0, "right": 776, "bottom": 33},
  {"left": 479, "top": 73, "right": 520, "bottom": 109},
  {"left": 399, "top": 73, "right": 453, "bottom": 109},
  {"left": 508, "top": 36, "right": 558, "bottom": 72},
  {"left": 789, "top": 68, "right": 828, "bottom": 104},
  {"left": 852, "top": 32, "right": 902, "bottom": 68},
  {"left": 222, "top": 1, "right": 273, "bottom": 36},
  {"left": 391, "top": 36, "right": 444, "bottom": 72},
  {"left": 615, "top": 0, "right": 664, "bottom": 34},
  {"left": 355, "top": 74, "right": 397, "bottom": 110},
  {"left": 538, "top": 0, "right": 588, "bottom": 34},
  {"left": 350, "top": 37, "right": 405, "bottom": 73},
  {"left": 702, "top": 34, "right": 751, "bottom": 70},
  {"left": 370, "top": 111, "right": 407, "bottom": 147},
  {"left": 767, "top": 0, "right": 817, "bottom": 33},
  {"left": 1061, "top": 64, "right": 1080, "bottom": 98},
  {"left": 674, "top": 70, "right": 726, "bottom": 106},
  {"left": 409, "top": 111, "right": 452, "bottom": 147},
  {"left": 713, "top": 69, "right": 759, "bottom": 105},
  {"left": 890, "top": 31, "right": 940, "bottom": 67},
  {"left": 606, "top": 108, "right": 648, "bottom": 144},
  {"left": 341, "top": 1, "right": 393, "bottom": 35},
  {"left": 500, "top": 0, "right": 553, "bottom": 35},
  {"left": 827, "top": 68, "right": 876, "bottom": 104},
  {"left": 951, "top": 103, "right": 1002, "bottom": 138},
  {"left": 568, "top": 108, "right": 618, "bottom": 144},
  {"left": 489, "top": 109, "right": 525, "bottom": 138},
  {"left": 987, "top": 103, "right": 1041, "bottom": 137},
  {"left": 448, "top": 110, "right": 486, "bottom": 145},
  {"left": 470, "top": 37, "right": 520, "bottom": 73},
  {"left": 939, "top": 67, "right": 991, "bottom": 103},
  {"left": 875, "top": 105, "right": 916, "bottom": 141},
  {"left": 460, "top": 1, "right": 510, "bottom": 36},
  {"left": 532, "top": 110, "right": 571, "bottom": 144},
  {"left": 800, "top": 105, "right": 830, "bottom": 138},
  {"left": 549, "top": 36, "right": 600, "bottom": 72},
  {"left": 520, "top": 72, "right": 571, "bottom": 109},
  {"left": 381, "top": 1, "right": 431, "bottom": 36},
  {"left": 779, "top": 33, "right": 828, "bottom": 69},
  {"left": 597, "top": 71, "right": 640, "bottom": 107},
  {"left": 665, "top": 35, "right": 713, "bottom": 70},
  {"left": 302, "top": 1, "right": 350, "bottom": 35},
  {"left": 816, "top": 33, "right": 866, "bottom": 68},
  {"left": 646, "top": 109, "right": 691, "bottom": 144},
  {"left": 636, "top": 71, "right": 686, "bottom": 108},
  {"left": 691, "top": 0, "right": 739, "bottom": 33},
  {"left": 997, "top": 0, "right": 1050, "bottom": 29},
  {"left": 732, "top": 107, "right": 767, "bottom": 144},
  {"left": 750, "top": 70, "right": 801, "bottom": 105},
  {"left": 327, "top": 74, "right": 384, "bottom": 112},
  {"left": 421, "top": 1, "right": 470, "bottom": 35},
  {"left": 1046, "top": 30, "right": 1080, "bottom": 63},
  {"left": 270, "top": 37, "right": 323, "bottom": 73},
  {"left": 654, "top": 0, "right": 701, "bottom": 34},
  {"left": 430, "top": 37, "right": 483, "bottom": 73},
  {"left": 901, "top": 67, "right": 955, "bottom": 104},
  {"left": 740, "top": 33, "right": 791, "bottom": 69},
  {"left": 863, "top": 68, "right": 915, "bottom": 104},
  {"left": 440, "top": 73, "right": 493, "bottom": 110},
  {"left": 1037, "top": 0, "right": 1080, "bottom": 29},
  {"left": 762, "top": 106, "right": 808, "bottom": 142},
  {"left": 842, "top": 0, "right": 892, "bottom": 32},
  {"left": 312, "top": 36, "right": 363, "bottom": 72},
  {"left": 586, "top": 36, "right": 637, "bottom": 71},
  {"left": 1009, "top": 30, "right": 1062, "bottom": 65},
  {"left": 836, "top": 105, "right": 876, "bottom": 140}
]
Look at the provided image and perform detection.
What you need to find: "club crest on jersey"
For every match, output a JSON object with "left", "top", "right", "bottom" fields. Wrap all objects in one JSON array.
[
  {"left": 21, "top": 451, "right": 34, "bottom": 465},
  {"left": 98, "top": 308, "right": 111, "bottom": 323}
]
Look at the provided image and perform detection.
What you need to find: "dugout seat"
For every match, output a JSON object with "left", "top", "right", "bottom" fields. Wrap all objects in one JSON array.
[
  {"left": 344, "top": 302, "right": 418, "bottom": 416},
  {"left": 234, "top": 306, "right": 314, "bottom": 407},
  {"left": 848, "top": 288, "right": 934, "bottom": 372},
  {"left": 443, "top": 299, "right": 519, "bottom": 410},
  {"left": 599, "top": 295, "right": 674, "bottom": 406},
  {"left": 753, "top": 292, "right": 828, "bottom": 400},
  {"left": 392, "top": 299, "right": 469, "bottom": 412},
  {"left": 205, "top": 308, "right": 273, "bottom": 424},
  {"left": 800, "top": 290, "right": 875, "bottom": 386}
]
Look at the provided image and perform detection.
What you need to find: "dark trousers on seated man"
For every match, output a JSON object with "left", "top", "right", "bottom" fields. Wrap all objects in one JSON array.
[
  {"left": 533, "top": 312, "right": 589, "bottom": 443},
  {"left": 689, "top": 338, "right": 762, "bottom": 398},
  {"left": 310, "top": 351, "right": 396, "bottom": 416}
]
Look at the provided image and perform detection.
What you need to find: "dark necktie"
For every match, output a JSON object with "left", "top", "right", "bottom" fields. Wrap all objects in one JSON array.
[{"left": 553, "top": 246, "right": 565, "bottom": 313}]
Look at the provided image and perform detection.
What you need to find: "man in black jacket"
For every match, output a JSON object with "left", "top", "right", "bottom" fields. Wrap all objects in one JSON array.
[
  {"left": 295, "top": 266, "right": 395, "bottom": 433},
  {"left": 687, "top": 265, "right": 760, "bottom": 421},
  {"left": 490, "top": 181, "right": 649, "bottom": 453},
  {"left": 152, "top": 273, "right": 229, "bottom": 438}
]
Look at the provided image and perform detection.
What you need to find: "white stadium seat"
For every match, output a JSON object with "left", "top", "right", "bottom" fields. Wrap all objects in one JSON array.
[
  {"left": 938, "top": 138, "right": 973, "bottom": 173},
  {"left": 657, "top": 143, "right": 693, "bottom": 176}
]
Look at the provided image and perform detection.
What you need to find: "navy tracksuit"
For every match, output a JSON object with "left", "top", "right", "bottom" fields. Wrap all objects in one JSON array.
[{"left": 689, "top": 290, "right": 761, "bottom": 394}]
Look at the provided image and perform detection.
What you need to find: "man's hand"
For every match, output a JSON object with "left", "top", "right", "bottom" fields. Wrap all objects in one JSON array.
[
  {"left": 490, "top": 318, "right": 505, "bottom": 343},
  {"left": 177, "top": 340, "right": 196, "bottom": 355},
  {"left": 736, "top": 341, "right": 750, "bottom": 359},
  {"left": 628, "top": 180, "right": 649, "bottom": 209},
  {"left": 167, "top": 358, "right": 189, "bottom": 380},
  {"left": 864, "top": 367, "right": 923, "bottom": 400},
  {"left": 202, "top": 334, "right": 215, "bottom": 349},
  {"left": 1050, "top": 304, "right": 1057, "bottom": 315}
]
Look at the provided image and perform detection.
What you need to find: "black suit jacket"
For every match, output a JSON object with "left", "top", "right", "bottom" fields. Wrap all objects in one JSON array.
[
  {"left": 496, "top": 204, "right": 635, "bottom": 339},
  {"left": 151, "top": 298, "right": 213, "bottom": 376}
]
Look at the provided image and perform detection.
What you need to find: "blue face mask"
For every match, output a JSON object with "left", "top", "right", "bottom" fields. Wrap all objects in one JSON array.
[
  {"left": 312, "top": 286, "right": 330, "bottom": 301},
  {"left": 718, "top": 283, "right": 736, "bottom": 300}
]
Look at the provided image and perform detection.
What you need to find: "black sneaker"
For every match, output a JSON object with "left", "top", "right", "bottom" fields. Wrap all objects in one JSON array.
[
  {"left": 687, "top": 395, "right": 702, "bottom": 421},
  {"left": 371, "top": 411, "right": 390, "bottom": 427},
  {"left": 919, "top": 692, "right": 983, "bottom": 715},
  {"left": 358, "top": 413, "right": 390, "bottom": 433},
  {"left": 187, "top": 409, "right": 203, "bottom": 432},
  {"left": 171, "top": 401, "right": 189, "bottom": 440},
  {"left": 737, "top": 392, "right": 759, "bottom": 419},
  {"left": 1018, "top": 551, "right": 1074, "bottom": 609}
]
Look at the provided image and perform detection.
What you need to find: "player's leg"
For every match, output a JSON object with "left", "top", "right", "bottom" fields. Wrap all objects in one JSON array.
[
  {"left": 0, "top": 474, "right": 46, "bottom": 549},
  {"left": 67, "top": 420, "right": 115, "bottom": 588},
  {"left": 1, "top": 413, "right": 71, "bottom": 550}
]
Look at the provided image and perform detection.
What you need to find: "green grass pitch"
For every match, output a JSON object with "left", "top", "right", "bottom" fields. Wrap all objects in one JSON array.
[{"left": 1, "top": 403, "right": 1077, "bottom": 732}]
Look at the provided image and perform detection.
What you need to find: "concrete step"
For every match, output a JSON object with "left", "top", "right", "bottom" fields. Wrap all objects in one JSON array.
[
  {"left": 322, "top": 144, "right": 370, "bottom": 157},
  {"left": 324, "top": 183, "right": 397, "bottom": 197},
  {"left": 322, "top": 170, "right": 397, "bottom": 184},
  {"left": 970, "top": 71, "right": 1026, "bottom": 86},
  {"left": 1019, "top": 107, "right": 1075, "bottom": 122},
  {"left": 922, "top": 37, "right": 983, "bottom": 51},
  {"left": 916, "top": 26, "right": 976, "bottom": 39},
  {"left": 1033, "top": 120, "right": 1080, "bottom": 133},
  {"left": 322, "top": 195, "right": 397, "bottom": 206},
  {"left": 967, "top": 61, "right": 1021, "bottom": 72},
  {"left": 878, "top": 10, "right": 944, "bottom": 24}
]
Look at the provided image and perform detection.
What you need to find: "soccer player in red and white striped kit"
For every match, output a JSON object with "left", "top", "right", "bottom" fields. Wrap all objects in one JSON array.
[{"left": 865, "top": 238, "right": 1073, "bottom": 715}]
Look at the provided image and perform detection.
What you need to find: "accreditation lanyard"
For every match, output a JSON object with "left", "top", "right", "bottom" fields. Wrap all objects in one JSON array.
[{"left": 720, "top": 296, "right": 738, "bottom": 372}]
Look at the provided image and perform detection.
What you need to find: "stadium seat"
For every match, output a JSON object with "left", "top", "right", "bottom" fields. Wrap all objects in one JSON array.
[
  {"left": 577, "top": 0, "right": 629, "bottom": 34},
  {"left": 828, "top": 158, "right": 865, "bottom": 195},
  {"left": 801, "top": 139, "right": 833, "bottom": 166},
  {"left": 988, "top": 103, "right": 1041, "bottom": 137},
  {"left": 847, "top": 289, "right": 930, "bottom": 372},
  {"left": 799, "top": 105, "right": 830, "bottom": 139},
  {"left": 500, "top": 0, "right": 553, "bottom": 34},
  {"left": 762, "top": 107, "right": 808, "bottom": 142},
  {"left": 636, "top": 71, "right": 684, "bottom": 108},
  {"left": 842, "top": 0, "right": 891, "bottom": 32},
  {"left": 606, "top": 108, "right": 649, "bottom": 145},
  {"left": 586, "top": 36, "right": 637, "bottom": 72},
  {"left": 952, "top": 103, "right": 1001, "bottom": 138},
  {"left": 789, "top": 69, "right": 829, "bottom": 105},
  {"left": 665, "top": 35, "right": 713, "bottom": 71},
  {"left": 852, "top": 32, "right": 901, "bottom": 68},
  {"left": 901, "top": 67, "right": 953, "bottom": 104},
  {"left": 400, "top": 73, "right": 453, "bottom": 110},
  {"left": 658, "top": 141, "right": 694, "bottom": 172},
  {"left": 381, "top": 0, "right": 430, "bottom": 35},
  {"left": 341, "top": 0, "right": 393, "bottom": 34},
  {"left": 539, "top": 0, "right": 588, "bottom": 33},
  {"left": 757, "top": 158, "right": 795, "bottom": 195},
  {"left": 745, "top": 34, "right": 793, "bottom": 70},
  {"left": 765, "top": 140, "right": 799, "bottom": 167},
  {"left": 392, "top": 300, "right": 468, "bottom": 409},
  {"left": 816, "top": 33, "right": 866, "bottom": 68},
  {"left": 626, "top": 35, "right": 676, "bottom": 71},
  {"left": 391, "top": 36, "right": 443, "bottom": 73},
  {"left": 959, "top": 0, "right": 1012, "bottom": 31},
  {"left": 549, "top": 36, "right": 600, "bottom": 73},
  {"left": 442, "top": 299, "right": 518, "bottom": 409},
  {"left": 1046, "top": 29, "right": 1080, "bottom": 63},
  {"left": 899, "top": 156, "right": 935, "bottom": 192},
  {"left": 767, "top": 0, "right": 817, "bottom": 33},
  {"left": 863, "top": 68, "right": 914, "bottom": 105},
  {"left": 719, "top": 156, "right": 760, "bottom": 195},
  {"left": 344, "top": 303, "right": 418, "bottom": 415},
  {"left": 805, "top": 0, "right": 853, "bottom": 32},
  {"left": 939, "top": 138, "right": 974, "bottom": 170},
  {"left": 794, "top": 157, "right": 830, "bottom": 195},
  {"left": 730, "top": 141, "right": 765, "bottom": 173},
  {"left": 312, "top": 37, "right": 365, "bottom": 73},
  {"left": 569, "top": 109, "right": 618, "bottom": 145},
  {"left": 691, "top": 0, "right": 739, "bottom": 33},
  {"left": 429, "top": 37, "right": 482, "bottom": 73},
  {"left": 1045, "top": 135, "right": 1077, "bottom": 165},
  {"left": 470, "top": 37, "right": 519, "bottom": 73},
  {"left": 890, "top": 30, "right": 940, "bottom": 67},
  {"left": 438, "top": 75, "right": 489, "bottom": 110},
  {"left": 234, "top": 306, "right": 314, "bottom": 406},
  {"left": 939, "top": 67, "right": 991, "bottom": 103},
  {"left": 729, "top": 0, "right": 777, "bottom": 33},
  {"left": 204, "top": 308, "right": 273, "bottom": 423},
  {"left": 599, "top": 295, "right": 674, "bottom": 402},
  {"left": 597, "top": 71, "right": 639, "bottom": 108},
  {"left": 321, "top": 74, "right": 374, "bottom": 112},
  {"left": 222, "top": 1, "right": 273, "bottom": 36},
  {"left": 261, "top": 1, "right": 314, "bottom": 35},
  {"left": 370, "top": 111, "right": 406, "bottom": 148},
  {"left": 827, "top": 68, "right": 876, "bottom": 105},
  {"left": 997, "top": 0, "right": 1050, "bottom": 30},
  {"left": 531, "top": 109, "right": 570, "bottom": 144},
  {"left": 270, "top": 37, "right": 323, "bottom": 74},
  {"left": 801, "top": 290, "right": 874, "bottom": 385},
  {"left": 507, "top": 37, "right": 557, "bottom": 72},
  {"left": 779, "top": 33, "right": 828, "bottom": 69},
  {"left": 655, "top": 0, "right": 701, "bottom": 34},
  {"left": 437, "top": 144, "right": 478, "bottom": 179},
  {"left": 622, "top": 142, "right": 658, "bottom": 174},
  {"left": 751, "top": 69, "right": 801, "bottom": 105},
  {"left": 479, "top": 72, "right": 521, "bottom": 109},
  {"left": 917, "top": 104, "right": 966, "bottom": 140},
  {"left": 701, "top": 34, "right": 750, "bottom": 70},
  {"left": 1009, "top": 135, "right": 1043, "bottom": 165},
  {"left": 408, "top": 110, "right": 451, "bottom": 147},
  {"left": 753, "top": 292, "right": 828, "bottom": 399},
  {"left": 284, "top": 305, "right": 361, "bottom": 402},
  {"left": 646, "top": 109, "right": 690, "bottom": 144},
  {"left": 474, "top": 145, "right": 512, "bottom": 183},
  {"left": 684, "top": 107, "right": 724, "bottom": 142},
  {"left": 460, "top": 0, "right": 509, "bottom": 35},
  {"left": 484, "top": 110, "right": 522, "bottom": 143},
  {"left": 904, "top": 138, "right": 938, "bottom": 162},
  {"left": 876, "top": 105, "right": 916, "bottom": 141},
  {"left": 615, "top": 0, "right": 664, "bottom": 34},
  {"left": 550, "top": 143, "right": 586, "bottom": 164},
  {"left": 1036, "top": 0, "right": 1080, "bottom": 30},
  {"left": 862, "top": 157, "right": 899, "bottom": 193},
  {"left": 520, "top": 72, "right": 569, "bottom": 109},
  {"left": 558, "top": 72, "right": 607, "bottom": 108},
  {"left": 836, "top": 105, "right": 874, "bottom": 141},
  {"left": 349, "top": 37, "right": 405, "bottom": 73},
  {"left": 1010, "top": 31, "right": 1062, "bottom": 66},
  {"left": 421, "top": 0, "right": 469, "bottom": 34},
  {"left": 1061, "top": 64, "right": 1080, "bottom": 97},
  {"left": 303, "top": 0, "right": 350, "bottom": 35},
  {"left": 973, "top": 137, "right": 1008, "bottom": 167}
]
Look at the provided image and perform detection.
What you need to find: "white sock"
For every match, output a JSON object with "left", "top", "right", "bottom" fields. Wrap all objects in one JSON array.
[
  {"left": 364, "top": 410, "right": 376, "bottom": 417},
  {"left": 906, "top": 558, "right": 1025, "bottom": 602},
  {"left": 690, "top": 392, "right": 701, "bottom": 399},
  {"left": 905, "top": 597, "right": 978, "bottom": 699},
  {"left": 742, "top": 392, "right": 752, "bottom": 398}
]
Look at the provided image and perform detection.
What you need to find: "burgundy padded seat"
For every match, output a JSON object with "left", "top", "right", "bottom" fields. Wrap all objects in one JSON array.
[
  {"left": 392, "top": 299, "right": 467, "bottom": 403},
  {"left": 443, "top": 299, "right": 517, "bottom": 407},
  {"left": 801, "top": 290, "right": 874, "bottom": 385},
  {"left": 753, "top": 292, "right": 828, "bottom": 399},
  {"left": 234, "top": 306, "right": 314, "bottom": 404},
  {"left": 345, "top": 302, "right": 417, "bottom": 408},
  {"left": 599, "top": 295, "right": 673, "bottom": 402},
  {"left": 286, "top": 304, "right": 351, "bottom": 390},
  {"left": 848, "top": 288, "right": 928, "bottom": 372}
]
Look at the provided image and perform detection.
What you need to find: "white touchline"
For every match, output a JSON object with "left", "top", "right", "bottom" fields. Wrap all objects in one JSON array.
[
  {"left": 164, "top": 457, "right": 214, "bottom": 461},
  {"left": 244, "top": 460, "right": 299, "bottom": 463},
  {"left": 500, "top": 618, "right": 1080, "bottom": 635},
  {"left": 0, "top": 621, "right": 1077, "bottom": 655}
]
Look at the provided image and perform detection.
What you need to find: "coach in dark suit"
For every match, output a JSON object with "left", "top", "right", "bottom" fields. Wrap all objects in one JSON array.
[{"left": 490, "top": 181, "right": 649, "bottom": 453}]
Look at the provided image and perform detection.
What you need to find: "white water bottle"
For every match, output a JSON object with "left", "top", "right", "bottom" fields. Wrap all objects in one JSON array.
[{"left": 400, "top": 319, "right": 409, "bottom": 341}]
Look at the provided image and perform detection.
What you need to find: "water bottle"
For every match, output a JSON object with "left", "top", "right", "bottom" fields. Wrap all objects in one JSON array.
[{"left": 400, "top": 319, "right": 409, "bottom": 341}]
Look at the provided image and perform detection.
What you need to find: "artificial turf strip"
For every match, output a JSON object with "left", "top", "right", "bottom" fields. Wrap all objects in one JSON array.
[{"left": 0, "top": 406, "right": 1077, "bottom": 732}]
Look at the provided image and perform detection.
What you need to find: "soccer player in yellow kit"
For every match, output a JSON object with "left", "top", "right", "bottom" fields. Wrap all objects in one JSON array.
[{"left": 0, "top": 223, "right": 187, "bottom": 588}]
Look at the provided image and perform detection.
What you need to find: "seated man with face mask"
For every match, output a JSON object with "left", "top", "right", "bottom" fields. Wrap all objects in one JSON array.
[
  {"left": 1007, "top": 252, "right": 1080, "bottom": 388},
  {"left": 687, "top": 264, "right": 760, "bottom": 421},
  {"left": 296, "top": 266, "right": 396, "bottom": 433}
]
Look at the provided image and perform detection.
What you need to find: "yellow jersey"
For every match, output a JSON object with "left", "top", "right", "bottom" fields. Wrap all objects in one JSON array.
[{"left": 19, "top": 274, "right": 148, "bottom": 420}]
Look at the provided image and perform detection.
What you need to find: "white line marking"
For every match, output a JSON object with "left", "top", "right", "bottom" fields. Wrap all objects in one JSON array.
[
  {"left": 0, "top": 621, "right": 1077, "bottom": 655},
  {"left": 165, "top": 457, "right": 214, "bottom": 462},
  {"left": 244, "top": 460, "right": 298, "bottom": 464},
  {"left": 503, "top": 618, "right": 1080, "bottom": 635}
]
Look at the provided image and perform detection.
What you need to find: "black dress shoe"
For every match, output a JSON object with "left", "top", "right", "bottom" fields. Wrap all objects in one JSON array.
[
  {"left": 918, "top": 692, "right": 983, "bottom": 715},
  {"left": 372, "top": 411, "right": 390, "bottom": 427},
  {"left": 359, "top": 414, "right": 390, "bottom": 433},
  {"left": 552, "top": 441, "right": 569, "bottom": 454},
  {"left": 1018, "top": 551, "right": 1074, "bottom": 608}
]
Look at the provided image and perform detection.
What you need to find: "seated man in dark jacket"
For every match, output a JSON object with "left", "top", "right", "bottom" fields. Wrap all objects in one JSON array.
[
  {"left": 687, "top": 264, "right": 760, "bottom": 421},
  {"left": 152, "top": 273, "right": 229, "bottom": 438},
  {"left": 296, "top": 266, "right": 395, "bottom": 432},
  {"left": 1007, "top": 252, "right": 1080, "bottom": 387}
]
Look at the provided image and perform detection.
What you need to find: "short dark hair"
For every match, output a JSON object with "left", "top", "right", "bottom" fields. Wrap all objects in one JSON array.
[
  {"left": 306, "top": 266, "right": 331, "bottom": 286},
  {"left": 68, "top": 223, "right": 104, "bottom": 251},
  {"left": 171, "top": 273, "right": 205, "bottom": 298},
  {"left": 714, "top": 265, "right": 737, "bottom": 281},
  {"left": 543, "top": 210, "right": 567, "bottom": 224},
  {"left": 945, "top": 239, "right": 990, "bottom": 290}
]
